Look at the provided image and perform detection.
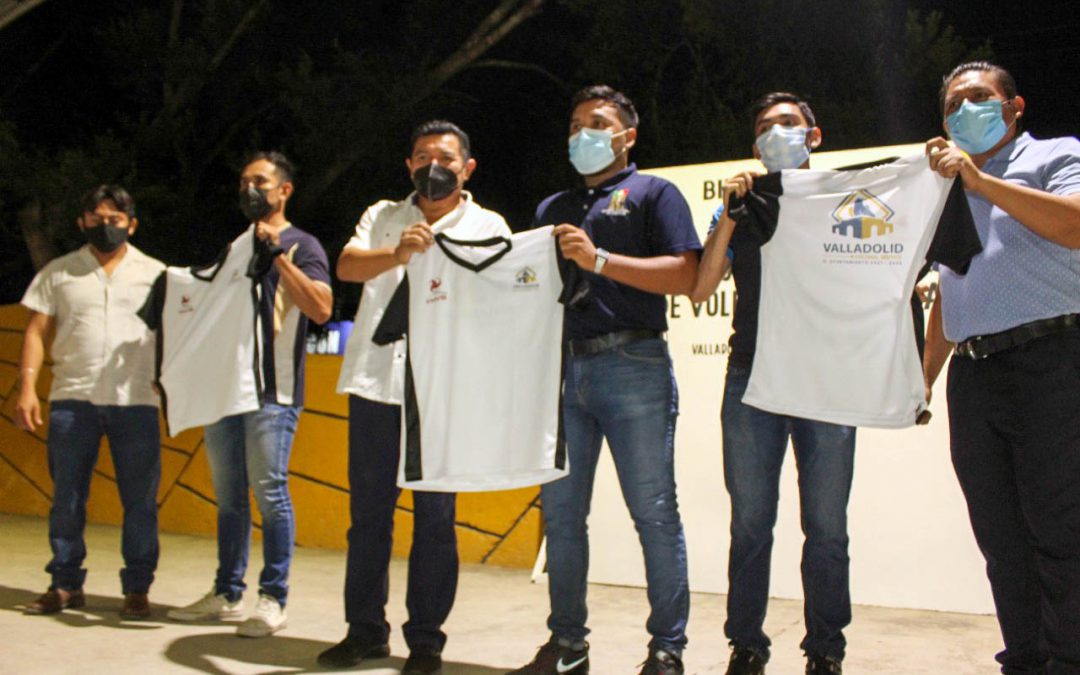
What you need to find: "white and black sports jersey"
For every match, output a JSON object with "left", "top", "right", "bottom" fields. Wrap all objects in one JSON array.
[
  {"left": 140, "top": 227, "right": 265, "bottom": 435},
  {"left": 733, "top": 155, "right": 980, "bottom": 428},
  {"left": 374, "top": 225, "right": 580, "bottom": 492}
]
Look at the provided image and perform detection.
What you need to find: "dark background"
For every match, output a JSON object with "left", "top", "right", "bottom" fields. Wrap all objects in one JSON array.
[{"left": 1, "top": 0, "right": 1076, "bottom": 314}]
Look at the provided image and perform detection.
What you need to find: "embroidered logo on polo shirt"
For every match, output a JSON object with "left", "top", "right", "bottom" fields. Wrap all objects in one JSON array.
[
  {"left": 601, "top": 188, "right": 631, "bottom": 216},
  {"left": 179, "top": 295, "right": 194, "bottom": 313}
]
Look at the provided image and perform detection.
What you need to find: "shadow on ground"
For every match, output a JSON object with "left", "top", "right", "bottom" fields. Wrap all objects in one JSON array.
[
  {"left": 164, "top": 633, "right": 510, "bottom": 674},
  {"left": 0, "top": 583, "right": 177, "bottom": 631}
]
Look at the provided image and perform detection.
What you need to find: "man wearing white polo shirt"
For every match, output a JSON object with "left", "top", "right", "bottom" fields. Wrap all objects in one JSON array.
[
  {"left": 318, "top": 120, "right": 510, "bottom": 675},
  {"left": 16, "top": 185, "right": 164, "bottom": 620}
]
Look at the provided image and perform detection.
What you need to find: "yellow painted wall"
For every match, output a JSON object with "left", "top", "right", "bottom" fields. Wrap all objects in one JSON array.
[{"left": 0, "top": 303, "right": 542, "bottom": 568}]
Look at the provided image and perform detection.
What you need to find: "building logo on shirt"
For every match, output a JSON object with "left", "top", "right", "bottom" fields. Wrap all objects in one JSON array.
[
  {"left": 179, "top": 295, "right": 194, "bottom": 313},
  {"left": 830, "top": 190, "right": 895, "bottom": 239},
  {"left": 427, "top": 277, "right": 448, "bottom": 303},
  {"left": 514, "top": 266, "right": 539, "bottom": 289},
  {"left": 822, "top": 189, "right": 904, "bottom": 264},
  {"left": 601, "top": 188, "right": 631, "bottom": 216}
]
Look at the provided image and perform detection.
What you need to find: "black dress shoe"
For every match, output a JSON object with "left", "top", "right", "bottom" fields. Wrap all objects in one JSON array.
[
  {"left": 402, "top": 649, "right": 442, "bottom": 675},
  {"left": 316, "top": 634, "right": 390, "bottom": 668},
  {"left": 806, "top": 654, "right": 842, "bottom": 675},
  {"left": 725, "top": 647, "right": 766, "bottom": 675}
]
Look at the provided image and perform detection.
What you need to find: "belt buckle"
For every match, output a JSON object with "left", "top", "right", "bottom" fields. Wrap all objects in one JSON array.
[{"left": 963, "top": 335, "right": 988, "bottom": 360}]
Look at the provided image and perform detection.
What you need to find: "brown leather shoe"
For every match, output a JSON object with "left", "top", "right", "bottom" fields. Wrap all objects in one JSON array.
[
  {"left": 24, "top": 588, "right": 85, "bottom": 615},
  {"left": 120, "top": 592, "right": 151, "bottom": 619}
]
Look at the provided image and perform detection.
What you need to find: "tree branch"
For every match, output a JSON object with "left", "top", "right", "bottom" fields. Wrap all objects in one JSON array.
[{"left": 466, "top": 58, "right": 569, "bottom": 91}]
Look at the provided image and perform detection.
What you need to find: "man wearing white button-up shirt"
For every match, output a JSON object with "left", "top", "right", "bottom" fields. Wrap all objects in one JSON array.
[
  {"left": 16, "top": 185, "right": 164, "bottom": 620},
  {"left": 318, "top": 120, "right": 510, "bottom": 675}
]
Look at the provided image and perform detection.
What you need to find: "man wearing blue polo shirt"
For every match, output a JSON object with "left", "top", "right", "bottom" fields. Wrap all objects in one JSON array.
[
  {"left": 510, "top": 85, "right": 701, "bottom": 675},
  {"left": 924, "top": 61, "right": 1080, "bottom": 675}
]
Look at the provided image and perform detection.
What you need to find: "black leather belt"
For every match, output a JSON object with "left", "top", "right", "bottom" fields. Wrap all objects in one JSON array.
[
  {"left": 955, "top": 313, "right": 1080, "bottom": 360},
  {"left": 568, "top": 329, "right": 662, "bottom": 357}
]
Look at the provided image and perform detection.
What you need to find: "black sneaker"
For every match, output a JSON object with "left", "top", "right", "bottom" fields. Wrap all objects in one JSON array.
[
  {"left": 806, "top": 654, "right": 842, "bottom": 675},
  {"left": 507, "top": 638, "right": 589, "bottom": 674},
  {"left": 725, "top": 647, "right": 767, "bottom": 675},
  {"left": 316, "top": 634, "right": 390, "bottom": 668},
  {"left": 403, "top": 649, "right": 443, "bottom": 675},
  {"left": 640, "top": 649, "right": 684, "bottom": 675}
]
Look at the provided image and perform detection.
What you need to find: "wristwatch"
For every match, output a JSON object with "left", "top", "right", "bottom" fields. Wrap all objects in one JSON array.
[{"left": 593, "top": 247, "right": 609, "bottom": 275}]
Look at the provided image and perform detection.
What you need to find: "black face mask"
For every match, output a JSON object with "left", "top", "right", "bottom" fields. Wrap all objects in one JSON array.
[
  {"left": 83, "top": 223, "right": 129, "bottom": 253},
  {"left": 239, "top": 185, "right": 275, "bottom": 222},
  {"left": 412, "top": 163, "right": 459, "bottom": 201}
]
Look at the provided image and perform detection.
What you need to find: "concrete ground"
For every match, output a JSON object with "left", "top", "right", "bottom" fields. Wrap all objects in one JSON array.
[{"left": 0, "top": 513, "right": 1002, "bottom": 674}]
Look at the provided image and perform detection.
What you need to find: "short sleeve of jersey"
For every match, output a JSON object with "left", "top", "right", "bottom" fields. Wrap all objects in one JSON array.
[
  {"left": 728, "top": 172, "right": 783, "bottom": 246},
  {"left": 21, "top": 263, "right": 57, "bottom": 316},
  {"left": 1043, "top": 137, "right": 1080, "bottom": 196},
  {"left": 292, "top": 233, "right": 332, "bottom": 286},
  {"left": 925, "top": 178, "right": 983, "bottom": 275},
  {"left": 137, "top": 272, "right": 167, "bottom": 331},
  {"left": 648, "top": 181, "right": 702, "bottom": 255},
  {"left": 372, "top": 277, "right": 409, "bottom": 345}
]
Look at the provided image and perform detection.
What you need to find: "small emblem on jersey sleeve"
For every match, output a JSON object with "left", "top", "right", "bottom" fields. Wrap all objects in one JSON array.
[
  {"left": 427, "top": 277, "right": 448, "bottom": 303},
  {"left": 179, "top": 295, "right": 194, "bottom": 313},
  {"left": 514, "top": 266, "right": 539, "bottom": 289},
  {"left": 601, "top": 188, "right": 631, "bottom": 216}
]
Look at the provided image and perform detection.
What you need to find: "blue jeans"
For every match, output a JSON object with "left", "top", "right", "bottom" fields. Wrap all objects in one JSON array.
[
  {"left": 344, "top": 395, "right": 458, "bottom": 652},
  {"left": 541, "top": 338, "right": 689, "bottom": 654},
  {"left": 203, "top": 404, "right": 299, "bottom": 605},
  {"left": 46, "top": 400, "right": 161, "bottom": 593},
  {"left": 722, "top": 366, "right": 856, "bottom": 661}
]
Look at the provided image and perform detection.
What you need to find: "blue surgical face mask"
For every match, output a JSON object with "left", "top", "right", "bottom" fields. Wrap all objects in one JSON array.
[
  {"left": 568, "top": 128, "right": 628, "bottom": 175},
  {"left": 946, "top": 99, "right": 1011, "bottom": 155},
  {"left": 755, "top": 125, "right": 811, "bottom": 172}
]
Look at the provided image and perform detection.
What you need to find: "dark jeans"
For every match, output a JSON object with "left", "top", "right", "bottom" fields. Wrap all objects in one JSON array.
[
  {"left": 46, "top": 400, "right": 161, "bottom": 593},
  {"left": 948, "top": 330, "right": 1080, "bottom": 675},
  {"left": 721, "top": 367, "right": 856, "bottom": 662},
  {"left": 541, "top": 338, "right": 689, "bottom": 654},
  {"left": 344, "top": 394, "right": 458, "bottom": 652}
]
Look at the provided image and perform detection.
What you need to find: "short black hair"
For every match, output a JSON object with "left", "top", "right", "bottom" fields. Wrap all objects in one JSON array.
[
  {"left": 245, "top": 150, "right": 296, "bottom": 184},
  {"left": 570, "top": 85, "right": 640, "bottom": 129},
  {"left": 750, "top": 92, "right": 817, "bottom": 132},
  {"left": 410, "top": 120, "right": 471, "bottom": 160},
  {"left": 80, "top": 184, "right": 136, "bottom": 218},
  {"left": 939, "top": 61, "right": 1018, "bottom": 110}
]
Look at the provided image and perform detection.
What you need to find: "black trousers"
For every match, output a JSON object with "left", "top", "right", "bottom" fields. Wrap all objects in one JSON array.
[
  {"left": 343, "top": 394, "right": 458, "bottom": 652},
  {"left": 947, "top": 330, "right": 1080, "bottom": 675}
]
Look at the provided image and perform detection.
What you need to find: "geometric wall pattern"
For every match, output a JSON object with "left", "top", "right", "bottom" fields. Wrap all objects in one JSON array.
[{"left": 0, "top": 303, "right": 542, "bottom": 568}]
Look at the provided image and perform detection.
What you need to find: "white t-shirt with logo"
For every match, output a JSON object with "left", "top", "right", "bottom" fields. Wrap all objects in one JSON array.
[
  {"left": 140, "top": 227, "right": 264, "bottom": 435},
  {"left": 736, "top": 155, "right": 981, "bottom": 428},
  {"left": 374, "top": 226, "right": 572, "bottom": 491}
]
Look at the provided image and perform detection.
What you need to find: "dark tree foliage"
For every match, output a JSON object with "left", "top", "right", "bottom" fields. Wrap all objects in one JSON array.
[{"left": 0, "top": 0, "right": 991, "bottom": 310}]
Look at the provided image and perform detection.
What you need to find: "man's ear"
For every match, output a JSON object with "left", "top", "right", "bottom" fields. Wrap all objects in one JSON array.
[
  {"left": 623, "top": 126, "right": 638, "bottom": 151},
  {"left": 127, "top": 217, "right": 139, "bottom": 236},
  {"left": 462, "top": 157, "right": 477, "bottom": 181},
  {"left": 279, "top": 182, "right": 294, "bottom": 201},
  {"left": 752, "top": 143, "right": 762, "bottom": 160},
  {"left": 807, "top": 127, "right": 823, "bottom": 150}
]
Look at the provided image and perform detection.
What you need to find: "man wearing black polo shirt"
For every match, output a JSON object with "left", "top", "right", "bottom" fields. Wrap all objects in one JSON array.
[{"left": 510, "top": 85, "right": 701, "bottom": 675}]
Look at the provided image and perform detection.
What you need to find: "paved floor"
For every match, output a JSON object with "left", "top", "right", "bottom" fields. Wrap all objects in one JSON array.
[{"left": 0, "top": 513, "right": 1002, "bottom": 674}]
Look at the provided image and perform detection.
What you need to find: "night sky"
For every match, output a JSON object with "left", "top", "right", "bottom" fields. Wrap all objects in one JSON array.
[{"left": 1, "top": 0, "right": 1077, "bottom": 308}]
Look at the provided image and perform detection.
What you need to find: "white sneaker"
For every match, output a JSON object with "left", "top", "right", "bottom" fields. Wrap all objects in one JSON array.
[
  {"left": 236, "top": 594, "right": 287, "bottom": 638},
  {"left": 167, "top": 588, "right": 244, "bottom": 622}
]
